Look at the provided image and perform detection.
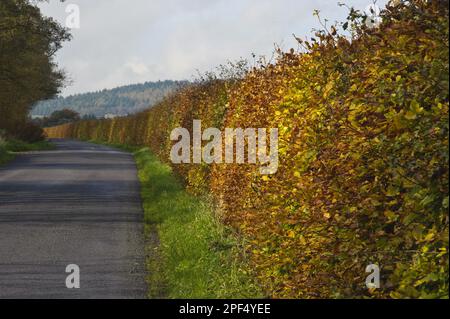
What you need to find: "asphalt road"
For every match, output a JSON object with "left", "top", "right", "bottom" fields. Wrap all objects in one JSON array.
[{"left": 0, "top": 139, "right": 146, "bottom": 299}]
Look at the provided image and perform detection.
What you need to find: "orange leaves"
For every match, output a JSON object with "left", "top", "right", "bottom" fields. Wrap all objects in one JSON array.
[{"left": 44, "top": 0, "right": 449, "bottom": 300}]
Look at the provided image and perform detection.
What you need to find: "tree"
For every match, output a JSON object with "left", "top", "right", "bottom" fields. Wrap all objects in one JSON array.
[
  {"left": 0, "top": 0, "right": 71, "bottom": 139},
  {"left": 37, "top": 109, "right": 80, "bottom": 127}
]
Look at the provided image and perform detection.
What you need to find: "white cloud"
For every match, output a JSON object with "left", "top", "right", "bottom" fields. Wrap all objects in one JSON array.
[
  {"left": 125, "top": 59, "right": 150, "bottom": 76},
  {"left": 38, "top": 0, "right": 389, "bottom": 96}
]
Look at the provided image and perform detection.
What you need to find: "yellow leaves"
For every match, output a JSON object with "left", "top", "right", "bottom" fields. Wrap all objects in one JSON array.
[
  {"left": 437, "top": 247, "right": 448, "bottom": 258},
  {"left": 47, "top": 1, "right": 450, "bottom": 299},
  {"left": 299, "top": 235, "right": 307, "bottom": 245},
  {"left": 404, "top": 110, "right": 417, "bottom": 120},
  {"left": 350, "top": 84, "right": 358, "bottom": 92},
  {"left": 384, "top": 210, "right": 398, "bottom": 222},
  {"left": 410, "top": 99, "right": 424, "bottom": 113},
  {"left": 404, "top": 100, "right": 424, "bottom": 120},
  {"left": 323, "top": 81, "right": 334, "bottom": 99},
  {"left": 348, "top": 109, "right": 362, "bottom": 130},
  {"left": 424, "top": 232, "right": 436, "bottom": 242},
  {"left": 386, "top": 185, "right": 400, "bottom": 197}
]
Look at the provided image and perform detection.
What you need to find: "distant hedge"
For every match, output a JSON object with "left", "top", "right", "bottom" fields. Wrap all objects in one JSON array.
[{"left": 46, "top": 0, "right": 449, "bottom": 298}]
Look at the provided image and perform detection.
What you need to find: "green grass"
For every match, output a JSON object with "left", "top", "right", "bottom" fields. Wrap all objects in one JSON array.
[
  {"left": 0, "top": 138, "right": 55, "bottom": 166},
  {"left": 0, "top": 146, "right": 14, "bottom": 165},
  {"left": 3, "top": 139, "right": 55, "bottom": 152},
  {"left": 91, "top": 141, "right": 262, "bottom": 299}
]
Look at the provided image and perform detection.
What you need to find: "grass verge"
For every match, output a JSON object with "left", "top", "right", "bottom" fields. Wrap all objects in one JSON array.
[
  {"left": 92, "top": 141, "right": 262, "bottom": 298},
  {"left": 4, "top": 139, "right": 55, "bottom": 152},
  {"left": 0, "top": 147, "right": 14, "bottom": 166},
  {"left": 0, "top": 139, "right": 55, "bottom": 166}
]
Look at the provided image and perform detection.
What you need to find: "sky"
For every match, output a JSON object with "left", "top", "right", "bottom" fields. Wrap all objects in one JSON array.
[{"left": 38, "top": 0, "right": 388, "bottom": 96}]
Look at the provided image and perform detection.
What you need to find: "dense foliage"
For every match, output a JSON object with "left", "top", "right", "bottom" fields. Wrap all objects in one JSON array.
[
  {"left": 32, "top": 81, "right": 187, "bottom": 118},
  {"left": 0, "top": 0, "right": 70, "bottom": 141},
  {"left": 46, "top": 0, "right": 449, "bottom": 298}
]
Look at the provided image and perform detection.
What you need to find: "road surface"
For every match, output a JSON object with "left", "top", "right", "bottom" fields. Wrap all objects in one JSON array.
[{"left": 0, "top": 139, "right": 146, "bottom": 299}]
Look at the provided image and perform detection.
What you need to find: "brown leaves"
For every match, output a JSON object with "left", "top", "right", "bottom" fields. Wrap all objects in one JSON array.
[{"left": 44, "top": 0, "right": 449, "bottom": 300}]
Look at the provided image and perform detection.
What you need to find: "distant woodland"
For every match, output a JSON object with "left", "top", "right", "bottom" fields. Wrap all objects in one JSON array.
[{"left": 32, "top": 80, "right": 187, "bottom": 118}]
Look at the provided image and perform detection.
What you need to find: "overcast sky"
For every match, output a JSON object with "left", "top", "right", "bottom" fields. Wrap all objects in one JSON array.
[{"left": 38, "top": 0, "right": 388, "bottom": 96}]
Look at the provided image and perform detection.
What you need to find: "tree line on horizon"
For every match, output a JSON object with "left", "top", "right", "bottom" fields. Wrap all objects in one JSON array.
[{"left": 32, "top": 80, "right": 187, "bottom": 119}]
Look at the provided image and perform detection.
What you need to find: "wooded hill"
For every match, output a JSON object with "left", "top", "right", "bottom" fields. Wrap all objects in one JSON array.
[{"left": 32, "top": 80, "right": 187, "bottom": 118}]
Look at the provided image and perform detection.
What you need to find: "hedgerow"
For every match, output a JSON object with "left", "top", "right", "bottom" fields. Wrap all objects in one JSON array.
[{"left": 45, "top": 0, "right": 449, "bottom": 298}]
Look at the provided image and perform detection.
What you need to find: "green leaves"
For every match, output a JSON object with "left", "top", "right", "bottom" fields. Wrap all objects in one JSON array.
[
  {"left": 45, "top": 0, "right": 449, "bottom": 300},
  {"left": 0, "top": 0, "right": 71, "bottom": 135},
  {"left": 405, "top": 100, "right": 425, "bottom": 120}
]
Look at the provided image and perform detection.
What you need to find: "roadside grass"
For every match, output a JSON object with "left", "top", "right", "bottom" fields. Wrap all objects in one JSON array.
[
  {"left": 0, "top": 146, "right": 14, "bottom": 166},
  {"left": 3, "top": 139, "right": 55, "bottom": 152},
  {"left": 0, "top": 138, "right": 55, "bottom": 166},
  {"left": 91, "top": 141, "right": 262, "bottom": 299}
]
